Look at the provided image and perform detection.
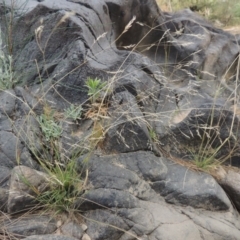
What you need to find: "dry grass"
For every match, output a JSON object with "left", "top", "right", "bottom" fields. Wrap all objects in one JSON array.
[
  {"left": 0, "top": 1, "right": 240, "bottom": 239},
  {"left": 156, "top": 0, "right": 240, "bottom": 26}
]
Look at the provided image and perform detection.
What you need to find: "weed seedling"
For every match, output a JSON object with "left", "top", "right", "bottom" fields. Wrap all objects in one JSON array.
[
  {"left": 64, "top": 104, "right": 82, "bottom": 121},
  {"left": 38, "top": 113, "right": 62, "bottom": 141},
  {"left": 85, "top": 77, "right": 107, "bottom": 103},
  {"left": 0, "top": 29, "right": 17, "bottom": 89}
]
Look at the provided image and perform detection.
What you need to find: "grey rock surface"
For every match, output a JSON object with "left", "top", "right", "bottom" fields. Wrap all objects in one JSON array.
[
  {"left": 77, "top": 151, "right": 240, "bottom": 240},
  {"left": 0, "top": 89, "right": 16, "bottom": 116},
  {"left": 0, "top": 0, "right": 240, "bottom": 239},
  {"left": 82, "top": 234, "right": 91, "bottom": 240},
  {"left": 2, "top": 215, "right": 57, "bottom": 238},
  {"left": 0, "top": 165, "right": 10, "bottom": 188},
  {"left": 24, "top": 236, "right": 77, "bottom": 240},
  {"left": 217, "top": 167, "right": 240, "bottom": 212},
  {"left": 103, "top": 91, "right": 151, "bottom": 153},
  {"left": 151, "top": 156, "right": 231, "bottom": 211},
  {"left": 61, "top": 221, "right": 85, "bottom": 239},
  {"left": 0, "top": 88, "right": 40, "bottom": 169},
  {"left": 78, "top": 151, "right": 231, "bottom": 211},
  {"left": 8, "top": 166, "right": 50, "bottom": 214}
]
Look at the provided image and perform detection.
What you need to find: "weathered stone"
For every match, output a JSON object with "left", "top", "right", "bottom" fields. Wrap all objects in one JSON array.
[
  {"left": 0, "top": 89, "right": 16, "bottom": 117},
  {"left": 106, "top": 0, "right": 240, "bottom": 164},
  {"left": 85, "top": 209, "right": 129, "bottom": 240},
  {"left": 80, "top": 151, "right": 231, "bottom": 211},
  {"left": 24, "top": 236, "right": 77, "bottom": 240},
  {"left": 151, "top": 157, "right": 231, "bottom": 211},
  {"left": 3, "top": 215, "right": 57, "bottom": 238},
  {"left": 14, "top": 86, "right": 43, "bottom": 116},
  {"left": 82, "top": 234, "right": 91, "bottom": 240},
  {"left": 19, "top": 147, "right": 40, "bottom": 170},
  {"left": 148, "top": 218, "right": 202, "bottom": 240},
  {"left": 216, "top": 167, "right": 240, "bottom": 211},
  {"left": 0, "top": 166, "right": 10, "bottom": 188},
  {"left": 79, "top": 189, "right": 139, "bottom": 211},
  {"left": 61, "top": 221, "right": 84, "bottom": 239},
  {"left": 76, "top": 151, "right": 240, "bottom": 239},
  {"left": 0, "top": 0, "right": 240, "bottom": 239},
  {"left": 159, "top": 104, "right": 240, "bottom": 162},
  {"left": 60, "top": 119, "right": 92, "bottom": 159},
  {"left": 103, "top": 91, "right": 151, "bottom": 153},
  {"left": 81, "top": 224, "right": 88, "bottom": 231},
  {"left": 13, "top": 115, "right": 43, "bottom": 160},
  {"left": 77, "top": 152, "right": 156, "bottom": 203},
  {"left": 0, "top": 131, "right": 24, "bottom": 168},
  {"left": 164, "top": 9, "right": 240, "bottom": 82},
  {"left": 180, "top": 209, "right": 240, "bottom": 240},
  {"left": 8, "top": 166, "right": 50, "bottom": 214}
]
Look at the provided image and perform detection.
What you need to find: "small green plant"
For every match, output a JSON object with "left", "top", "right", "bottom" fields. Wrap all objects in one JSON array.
[
  {"left": 85, "top": 77, "right": 107, "bottom": 103},
  {"left": 38, "top": 113, "right": 62, "bottom": 141},
  {"left": 0, "top": 28, "right": 19, "bottom": 90},
  {"left": 36, "top": 159, "right": 84, "bottom": 213},
  {"left": 149, "top": 127, "right": 158, "bottom": 142},
  {"left": 0, "top": 53, "right": 16, "bottom": 89},
  {"left": 192, "top": 154, "right": 215, "bottom": 170},
  {"left": 64, "top": 104, "right": 82, "bottom": 120}
]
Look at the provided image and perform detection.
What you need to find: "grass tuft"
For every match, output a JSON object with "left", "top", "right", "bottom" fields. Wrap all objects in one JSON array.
[{"left": 36, "top": 159, "right": 85, "bottom": 213}]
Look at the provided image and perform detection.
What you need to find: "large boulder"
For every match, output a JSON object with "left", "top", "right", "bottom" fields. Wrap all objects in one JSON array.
[
  {"left": 75, "top": 151, "right": 240, "bottom": 240},
  {"left": 1, "top": 215, "right": 57, "bottom": 238}
]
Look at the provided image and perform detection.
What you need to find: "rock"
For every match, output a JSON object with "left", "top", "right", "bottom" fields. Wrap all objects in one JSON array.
[
  {"left": 158, "top": 103, "right": 240, "bottom": 162},
  {"left": 180, "top": 209, "right": 240, "bottom": 240},
  {"left": 13, "top": 116, "right": 43, "bottom": 160},
  {"left": 82, "top": 234, "right": 91, "bottom": 240},
  {"left": 79, "top": 151, "right": 231, "bottom": 211},
  {"left": 103, "top": 91, "right": 151, "bottom": 153},
  {"left": 60, "top": 119, "right": 92, "bottom": 159},
  {"left": 106, "top": 0, "right": 240, "bottom": 163},
  {"left": 109, "top": 2, "right": 239, "bottom": 85},
  {"left": 8, "top": 166, "right": 50, "bottom": 214},
  {"left": 164, "top": 9, "right": 239, "bottom": 82},
  {"left": 76, "top": 151, "right": 240, "bottom": 239},
  {"left": 148, "top": 218, "right": 202, "bottom": 240},
  {"left": 0, "top": 91, "right": 40, "bottom": 169},
  {"left": 85, "top": 209, "right": 129, "bottom": 240},
  {"left": 151, "top": 156, "right": 231, "bottom": 211},
  {"left": 79, "top": 188, "right": 140, "bottom": 211},
  {"left": 14, "top": 86, "right": 43, "bottom": 116},
  {"left": 216, "top": 167, "right": 240, "bottom": 211},
  {"left": 0, "top": 166, "right": 10, "bottom": 188},
  {"left": 24, "top": 235, "right": 77, "bottom": 240},
  {"left": 0, "top": 0, "right": 240, "bottom": 239},
  {"left": 81, "top": 224, "right": 88, "bottom": 231},
  {"left": 3, "top": 215, "right": 57, "bottom": 238},
  {"left": 19, "top": 147, "right": 41, "bottom": 170},
  {"left": 0, "top": 131, "right": 24, "bottom": 168},
  {"left": 61, "top": 221, "right": 84, "bottom": 239},
  {"left": 0, "top": 89, "right": 16, "bottom": 117},
  {"left": 1, "top": 0, "right": 118, "bottom": 109}
]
